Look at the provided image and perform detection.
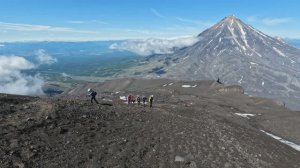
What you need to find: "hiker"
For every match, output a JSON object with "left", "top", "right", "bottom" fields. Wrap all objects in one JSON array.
[
  {"left": 127, "top": 95, "right": 131, "bottom": 105},
  {"left": 217, "top": 78, "right": 222, "bottom": 84},
  {"left": 87, "top": 88, "right": 99, "bottom": 104},
  {"left": 142, "top": 96, "right": 147, "bottom": 107},
  {"left": 149, "top": 95, "right": 154, "bottom": 108},
  {"left": 137, "top": 96, "right": 141, "bottom": 105},
  {"left": 132, "top": 95, "right": 136, "bottom": 104}
]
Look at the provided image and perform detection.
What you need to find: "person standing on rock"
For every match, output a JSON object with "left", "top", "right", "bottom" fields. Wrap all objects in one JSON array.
[
  {"left": 149, "top": 95, "right": 154, "bottom": 108},
  {"left": 87, "top": 88, "right": 99, "bottom": 104}
]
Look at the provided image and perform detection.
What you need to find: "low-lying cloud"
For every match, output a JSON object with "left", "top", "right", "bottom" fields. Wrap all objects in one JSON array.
[
  {"left": 0, "top": 50, "right": 57, "bottom": 95},
  {"left": 109, "top": 36, "right": 199, "bottom": 56},
  {"left": 36, "top": 49, "right": 57, "bottom": 65},
  {"left": 61, "top": 72, "right": 70, "bottom": 77},
  {"left": 0, "top": 56, "right": 43, "bottom": 95}
]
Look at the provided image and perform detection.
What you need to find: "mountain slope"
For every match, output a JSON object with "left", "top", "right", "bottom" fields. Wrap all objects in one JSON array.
[
  {"left": 131, "top": 16, "right": 300, "bottom": 110},
  {"left": 1, "top": 78, "right": 300, "bottom": 167}
]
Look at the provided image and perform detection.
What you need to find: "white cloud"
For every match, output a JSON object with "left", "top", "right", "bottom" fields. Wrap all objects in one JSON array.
[
  {"left": 0, "top": 44, "right": 4, "bottom": 47},
  {"left": 0, "top": 56, "right": 35, "bottom": 75},
  {"left": 68, "top": 21, "right": 85, "bottom": 24},
  {"left": 0, "top": 56, "right": 44, "bottom": 95},
  {"left": 109, "top": 36, "right": 199, "bottom": 56},
  {"left": 35, "top": 49, "right": 57, "bottom": 65},
  {"left": 67, "top": 20, "right": 108, "bottom": 24},
  {"left": 262, "top": 18, "right": 292, "bottom": 25},
  {"left": 150, "top": 8, "right": 166, "bottom": 18},
  {"left": 0, "top": 50, "right": 58, "bottom": 95},
  {"left": 0, "top": 21, "right": 98, "bottom": 34},
  {"left": 61, "top": 72, "right": 69, "bottom": 77},
  {"left": 247, "top": 16, "right": 292, "bottom": 25}
]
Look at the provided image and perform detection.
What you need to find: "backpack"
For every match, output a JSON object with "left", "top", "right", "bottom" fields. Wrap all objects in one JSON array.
[{"left": 92, "top": 91, "right": 97, "bottom": 96}]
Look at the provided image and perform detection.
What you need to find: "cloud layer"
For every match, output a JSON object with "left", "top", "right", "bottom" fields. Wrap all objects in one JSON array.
[
  {"left": 36, "top": 49, "right": 57, "bottom": 65},
  {"left": 0, "top": 50, "right": 57, "bottom": 95},
  {"left": 67, "top": 20, "right": 108, "bottom": 24},
  {"left": 0, "top": 56, "right": 43, "bottom": 95},
  {"left": 0, "top": 21, "right": 97, "bottom": 34},
  {"left": 109, "top": 36, "right": 199, "bottom": 56}
]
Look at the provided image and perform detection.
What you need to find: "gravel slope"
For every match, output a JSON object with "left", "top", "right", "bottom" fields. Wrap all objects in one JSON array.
[{"left": 1, "top": 79, "right": 300, "bottom": 167}]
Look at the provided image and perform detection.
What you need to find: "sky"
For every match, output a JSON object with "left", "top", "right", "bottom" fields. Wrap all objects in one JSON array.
[{"left": 0, "top": 0, "right": 300, "bottom": 42}]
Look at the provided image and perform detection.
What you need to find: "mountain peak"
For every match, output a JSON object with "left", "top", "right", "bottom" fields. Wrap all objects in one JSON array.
[
  {"left": 221, "top": 15, "right": 241, "bottom": 25},
  {"left": 224, "top": 15, "right": 237, "bottom": 20},
  {"left": 205, "top": 15, "right": 245, "bottom": 33}
]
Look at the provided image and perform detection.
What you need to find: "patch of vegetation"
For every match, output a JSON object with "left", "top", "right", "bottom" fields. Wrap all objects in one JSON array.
[
  {"left": 26, "top": 51, "right": 140, "bottom": 83},
  {"left": 149, "top": 66, "right": 166, "bottom": 75},
  {"left": 134, "top": 72, "right": 142, "bottom": 75}
]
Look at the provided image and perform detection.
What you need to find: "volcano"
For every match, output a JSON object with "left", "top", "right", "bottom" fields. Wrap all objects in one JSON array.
[{"left": 134, "top": 16, "right": 300, "bottom": 110}]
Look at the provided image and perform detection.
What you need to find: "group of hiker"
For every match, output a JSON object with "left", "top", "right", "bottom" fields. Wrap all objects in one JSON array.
[
  {"left": 87, "top": 88, "right": 154, "bottom": 107},
  {"left": 87, "top": 77, "right": 224, "bottom": 107},
  {"left": 127, "top": 95, "right": 154, "bottom": 107},
  {"left": 87, "top": 77, "right": 223, "bottom": 106}
]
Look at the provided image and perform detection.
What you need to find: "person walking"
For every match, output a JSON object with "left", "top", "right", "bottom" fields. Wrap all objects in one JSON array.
[
  {"left": 149, "top": 95, "right": 154, "bottom": 108},
  {"left": 132, "top": 95, "right": 136, "bottom": 104},
  {"left": 127, "top": 95, "right": 131, "bottom": 105},
  {"left": 87, "top": 88, "right": 99, "bottom": 104},
  {"left": 217, "top": 78, "right": 222, "bottom": 84}
]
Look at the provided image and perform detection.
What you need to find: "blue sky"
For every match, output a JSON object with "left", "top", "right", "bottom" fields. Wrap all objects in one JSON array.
[{"left": 0, "top": 0, "right": 300, "bottom": 42}]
